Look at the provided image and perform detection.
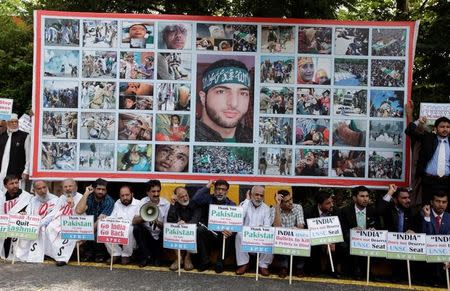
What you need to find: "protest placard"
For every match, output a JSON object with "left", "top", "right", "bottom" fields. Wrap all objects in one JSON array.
[
  {"left": 0, "top": 215, "right": 9, "bottom": 238},
  {"left": 420, "top": 103, "right": 450, "bottom": 125},
  {"left": 163, "top": 223, "right": 197, "bottom": 251},
  {"left": 18, "top": 113, "right": 32, "bottom": 133},
  {"left": 208, "top": 205, "right": 243, "bottom": 232},
  {"left": 386, "top": 232, "right": 426, "bottom": 261},
  {"left": 8, "top": 214, "right": 41, "bottom": 240},
  {"left": 241, "top": 226, "right": 274, "bottom": 254},
  {"left": 426, "top": 235, "right": 450, "bottom": 263},
  {"left": 97, "top": 218, "right": 131, "bottom": 245},
  {"left": 61, "top": 215, "right": 95, "bottom": 240},
  {"left": 272, "top": 227, "right": 310, "bottom": 257},
  {"left": 350, "top": 229, "right": 388, "bottom": 257},
  {"left": 306, "top": 216, "right": 343, "bottom": 245},
  {"left": 0, "top": 98, "right": 13, "bottom": 120}
]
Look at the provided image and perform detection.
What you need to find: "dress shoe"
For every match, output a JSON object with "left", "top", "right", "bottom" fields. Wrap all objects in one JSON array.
[
  {"left": 279, "top": 267, "right": 288, "bottom": 278},
  {"left": 236, "top": 264, "right": 249, "bottom": 275},
  {"left": 137, "top": 259, "right": 147, "bottom": 268},
  {"left": 121, "top": 256, "right": 131, "bottom": 265},
  {"left": 56, "top": 261, "right": 67, "bottom": 267},
  {"left": 95, "top": 256, "right": 105, "bottom": 263},
  {"left": 259, "top": 267, "right": 270, "bottom": 277},
  {"left": 197, "top": 262, "right": 210, "bottom": 272},
  {"left": 214, "top": 260, "right": 224, "bottom": 274}
]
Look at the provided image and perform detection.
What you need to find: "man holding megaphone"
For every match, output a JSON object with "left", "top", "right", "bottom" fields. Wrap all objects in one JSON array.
[{"left": 132, "top": 180, "right": 170, "bottom": 267}]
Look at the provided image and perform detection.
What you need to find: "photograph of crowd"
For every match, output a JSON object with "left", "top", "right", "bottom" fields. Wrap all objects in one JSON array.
[
  {"left": 370, "top": 90, "right": 404, "bottom": 118},
  {"left": 261, "top": 25, "right": 295, "bottom": 53},
  {"left": 81, "top": 81, "right": 116, "bottom": 109},
  {"left": 296, "top": 88, "right": 330, "bottom": 116},
  {"left": 119, "top": 51, "right": 154, "bottom": 79},
  {"left": 157, "top": 83, "right": 191, "bottom": 111},
  {"left": 295, "top": 149, "right": 328, "bottom": 176},
  {"left": 259, "top": 117, "right": 293, "bottom": 145},
  {"left": 44, "top": 19, "right": 79, "bottom": 46},
  {"left": 44, "top": 49, "right": 79, "bottom": 77},
  {"left": 79, "top": 143, "right": 115, "bottom": 171},
  {"left": 155, "top": 144, "right": 189, "bottom": 172},
  {"left": 158, "top": 23, "right": 192, "bottom": 50},
  {"left": 298, "top": 26, "right": 332, "bottom": 54},
  {"left": 333, "top": 89, "right": 367, "bottom": 116},
  {"left": 332, "top": 119, "right": 366, "bottom": 147},
  {"left": 369, "top": 151, "right": 402, "bottom": 179},
  {"left": 43, "top": 80, "right": 78, "bottom": 108},
  {"left": 119, "top": 82, "right": 153, "bottom": 110},
  {"left": 41, "top": 142, "right": 76, "bottom": 170},
  {"left": 334, "top": 27, "right": 369, "bottom": 55},
  {"left": 157, "top": 53, "right": 191, "bottom": 81},
  {"left": 331, "top": 150, "right": 365, "bottom": 177},
  {"left": 369, "top": 120, "right": 403, "bottom": 148},
  {"left": 260, "top": 87, "right": 294, "bottom": 114},
  {"left": 334, "top": 58, "right": 368, "bottom": 86},
  {"left": 82, "top": 50, "right": 117, "bottom": 78},
  {"left": 121, "top": 21, "right": 154, "bottom": 49},
  {"left": 371, "top": 59, "right": 405, "bottom": 87},
  {"left": 196, "top": 23, "right": 257, "bottom": 52},
  {"left": 297, "top": 57, "right": 332, "bottom": 85},
  {"left": 372, "top": 28, "right": 407, "bottom": 56},
  {"left": 296, "top": 118, "right": 330, "bottom": 145},
  {"left": 118, "top": 113, "right": 152, "bottom": 141},
  {"left": 117, "top": 144, "right": 152, "bottom": 172},
  {"left": 82, "top": 20, "right": 118, "bottom": 48},
  {"left": 80, "top": 113, "right": 116, "bottom": 140},
  {"left": 258, "top": 148, "right": 292, "bottom": 175},
  {"left": 260, "top": 56, "right": 294, "bottom": 84},
  {"left": 193, "top": 146, "right": 253, "bottom": 174},
  {"left": 42, "top": 111, "right": 78, "bottom": 139},
  {"left": 155, "top": 114, "right": 190, "bottom": 142}
]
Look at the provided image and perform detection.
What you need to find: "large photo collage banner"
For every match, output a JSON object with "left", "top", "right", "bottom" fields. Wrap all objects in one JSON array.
[{"left": 33, "top": 11, "right": 416, "bottom": 186}]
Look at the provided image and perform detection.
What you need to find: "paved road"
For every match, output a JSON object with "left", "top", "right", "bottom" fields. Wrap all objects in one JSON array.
[{"left": 0, "top": 260, "right": 412, "bottom": 291}]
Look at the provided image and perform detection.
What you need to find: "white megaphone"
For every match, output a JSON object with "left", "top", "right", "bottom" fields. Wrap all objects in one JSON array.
[{"left": 139, "top": 202, "right": 160, "bottom": 222}]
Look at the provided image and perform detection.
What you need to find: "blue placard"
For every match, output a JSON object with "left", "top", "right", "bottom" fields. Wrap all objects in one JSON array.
[
  {"left": 163, "top": 241, "right": 196, "bottom": 251},
  {"left": 208, "top": 223, "right": 242, "bottom": 232},
  {"left": 61, "top": 233, "right": 95, "bottom": 240},
  {"left": 241, "top": 245, "right": 273, "bottom": 254}
]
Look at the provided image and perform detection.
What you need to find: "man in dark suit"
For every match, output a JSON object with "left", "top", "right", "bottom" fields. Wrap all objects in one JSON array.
[
  {"left": 339, "top": 186, "right": 379, "bottom": 278},
  {"left": 405, "top": 116, "right": 450, "bottom": 201},
  {"left": 377, "top": 184, "right": 415, "bottom": 232}
]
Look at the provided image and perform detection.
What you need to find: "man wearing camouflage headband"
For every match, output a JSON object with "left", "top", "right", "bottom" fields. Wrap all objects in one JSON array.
[{"left": 195, "top": 59, "right": 253, "bottom": 143}]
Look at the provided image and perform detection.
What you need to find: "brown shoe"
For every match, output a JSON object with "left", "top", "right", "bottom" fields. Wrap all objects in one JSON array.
[
  {"left": 121, "top": 256, "right": 130, "bottom": 265},
  {"left": 279, "top": 267, "right": 288, "bottom": 278},
  {"left": 259, "top": 267, "right": 270, "bottom": 277},
  {"left": 236, "top": 264, "right": 249, "bottom": 275}
]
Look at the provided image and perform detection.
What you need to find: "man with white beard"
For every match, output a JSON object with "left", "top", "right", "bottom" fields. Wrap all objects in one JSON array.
[
  {"left": 11, "top": 180, "right": 58, "bottom": 262},
  {"left": 106, "top": 185, "right": 140, "bottom": 265},
  {"left": 0, "top": 175, "right": 33, "bottom": 258},
  {"left": 45, "top": 179, "right": 83, "bottom": 266}
]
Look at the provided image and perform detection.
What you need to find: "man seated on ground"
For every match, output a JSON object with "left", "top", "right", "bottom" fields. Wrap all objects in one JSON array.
[
  {"left": 75, "top": 178, "right": 114, "bottom": 263},
  {"left": 235, "top": 186, "right": 272, "bottom": 276},
  {"left": 191, "top": 180, "right": 236, "bottom": 273},
  {"left": 106, "top": 185, "right": 140, "bottom": 265},
  {"left": 271, "top": 189, "right": 305, "bottom": 278},
  {"left": 167, "top": 186, "right": 201, "bottom": 271},
  {"left": 132, "top": 180, "right": 170, "bottom": 267}
]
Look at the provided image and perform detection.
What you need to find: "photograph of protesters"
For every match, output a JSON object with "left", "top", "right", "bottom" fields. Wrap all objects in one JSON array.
[
  {"left": 158, "top": 23, "right": 191, "bottom": 50},
  {"left": 297, "top": 88, "right": 330, "bottom": 116},
  {"left": 259, "top": 117, "right": 293, "bottom": 145},
  {"left": 118, "top": 113, "right": 152, "bottom": 141},
  {"left": 119, "top": 82, "right": 153, "bottom": 110},
  {"left": 334, "top": 58, "right": 368, "bottom": 86},
  {"left": 371, "top": 59, "right": 405, "bottom": 87},
  {"left": 43, "top": 80, "right": 78, "bottom": 108},
  {"left": 81, "top": 81, "right": 116, "bottom": 109},
  {"left": 260, "top": 56, "right": 294, "bottom": 84},
  {"left": 121, "top": 21, "right": 154, "bottom": 49},
  {"left": 332, "top": 119, "right": 366, "bottom": 147},
  {"left": 369, "top": 120, "right": 403, "bottom": 148},
  {"left": 44, "top": 49, "right": 79, "bottom": 77},
  {"left": 333, "top": 89, "right": 367, "bottom": 116},
  {"left": 82, "top": 50, "right": 117, "bottom": 78},
  {"left": 45, "top": 18, "right": 79, "bottom": 46},
  {"left": 297, "top": 57, "right": 331, "bottom": 85},
  {"left": 260, "top": 87, "right": 294, "bottom": 114},
  {"left": 331, "top": 150, "right": 365, "bottom": 177},
  {"left": 155, "top": 114, "right": 190, "bottom": 142},
  {"left": 83, "top": 19, "right": 117, "bottom": 48},
  {"left": 295, "top": 149, "right": 328, "bottom": 176},
  {"left": 42, "top": 111, "right": 78, "bottom": 139},
  {"left": 369, "top": 151, "right": 402, "bottom": 179},
  {"left": 41, "top": 142, "right": 76, "bottom": 170},
  {"left": 196, "top": 23, "right": 257, "bottom": 52},
  {"left": 157, "top": 83, "right": 191, "bottom": 111},
  {"left": 261, "top": 25, "right": 295, "bottom": 53},
  {"left": 298, "top": 26, "right": 332, "bottom": 54},
  {"left": 157, "top": 53, "right": 191, "bottom": 80},
  {"left": 79, "top": 143, "right": 114, "bottom": 171},
  {"left": 154, "top": 144, "right": 189, "bottom": 172},
  {"left": 117, "top": 144, "right": 152, "bottom": 172},
  {"left": 335, "top": 27, "right": 369, "bottom": 55},
  {"left": 258, "top": 148, "right": 293, "bottom": 175},
  {"left": 120, "top": 51, "right": 154, "bottom": 79},
  {"left": 80, "top": 113, "right": 116, "bottom": 140},
  {"left": 370, "top": 90, "right": 404, "bottom": 118},
  {"left": 372, "top": 28, "right": 407, "bottom": 56},
  {"left": 193, "top": 146, "right": 253, "bottom": 174},
  {"left": 296, "top": 118, "right": 330, "bottom": 145}
]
